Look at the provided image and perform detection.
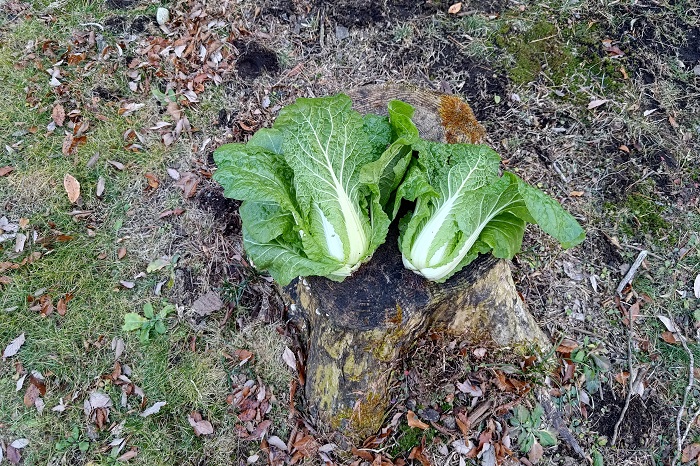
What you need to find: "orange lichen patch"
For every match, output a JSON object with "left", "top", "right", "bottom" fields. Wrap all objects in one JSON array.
[{"left": 438, "top": 95, "right": 486, "bottom": 144}]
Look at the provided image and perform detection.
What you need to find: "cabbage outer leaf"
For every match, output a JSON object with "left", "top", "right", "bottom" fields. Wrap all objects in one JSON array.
[{"left": 398, "top": 142, "right": 585, "bottom": 282}]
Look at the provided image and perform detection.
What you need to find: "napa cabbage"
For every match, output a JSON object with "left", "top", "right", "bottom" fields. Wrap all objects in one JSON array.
[{"left": 213, "top": 95, "right": 417, "bottom": 285}]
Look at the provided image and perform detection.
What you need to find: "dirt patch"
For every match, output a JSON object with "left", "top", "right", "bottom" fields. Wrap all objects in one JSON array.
[
  {"left": 590, "top": 392, "right": 671, "bottom": 450},
  {"left": 235, "top": 41, "right": 280, "bottom": 80},
  {"left": 104, "top": 15, "right": 127, "bottom": 32},
  {"left": 195, "top": 186, "right": 241, "bottom": 236},
  {"left": 130, "top": 15, "right": 152, "bottom": 34}
]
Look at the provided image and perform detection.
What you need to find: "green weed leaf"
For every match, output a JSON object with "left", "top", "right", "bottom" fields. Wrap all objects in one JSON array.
[
  {"left": 122, "top": 313, "right": 148, "bottom": 331},
  {"left": 535, "top": 430, "right": 557, "bottom": 447},
  {"left": 143, "top": 302, "right": 154, "bottom": 318}
]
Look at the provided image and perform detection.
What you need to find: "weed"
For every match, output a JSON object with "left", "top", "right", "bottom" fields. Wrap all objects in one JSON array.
[
  {"left": 509, "top": 404, "right": 557, "bottom": 454},
  {"left": 122, "top": 301, "right": 174, "bottom": 343},
  {"left": 55, "top": 425, "right": 90, "bottom": 454}
]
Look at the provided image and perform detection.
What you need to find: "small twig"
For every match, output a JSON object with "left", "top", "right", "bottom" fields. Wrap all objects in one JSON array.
[
  {"left": 616, "top": 250, "right": 648, "bottom": 295},
  {"left": 611, "top": 250, "right": 647, "bottom": 445},
  {"left": 611, "top": 300, "right": 634, "bottom": 446},
  {"left": 672, "top": 333, "right": 696, "bottom": 466}
]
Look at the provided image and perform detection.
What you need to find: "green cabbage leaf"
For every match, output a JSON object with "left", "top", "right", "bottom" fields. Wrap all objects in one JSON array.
[
  {"left": 398, "top": 141, "right": 585, "bottom": 282},
  {"left": 213, "top": 95, "right": 417, "bottom": 285}
]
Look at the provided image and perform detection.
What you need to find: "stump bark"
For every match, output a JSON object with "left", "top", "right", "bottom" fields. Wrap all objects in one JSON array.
[{"left": 281, "top": 85, "right": 551, "bottom": 440}]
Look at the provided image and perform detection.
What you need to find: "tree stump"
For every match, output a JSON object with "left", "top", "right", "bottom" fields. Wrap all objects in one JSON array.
[{"left": 280, "top": 85, "right": 551, "bottom": 441}]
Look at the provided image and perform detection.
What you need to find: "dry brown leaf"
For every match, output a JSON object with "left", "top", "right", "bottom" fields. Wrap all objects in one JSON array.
[
  {"left": 448, "top": 2, "right": 462, "bottom": 14},
  {"left": 0, "top": 166, "right": 14, "bottom": 176},
  {"left": 351, "top": 447, "right": 374, "bottom": 461},
  {"left": 614, "top": 371, "right": 630, "bottom": 386},
  {"left": 188, "top": 412, "right": 214, "bottom": 436},
  {"left": 528, "top": 441, "right": 544, "bottom": 464},
  {"left": 57, "top": 297, "right": 67, "bottom": 316},
  {"left": 117, "top": 247, "right": 127, "bottom": 260},
  {"left": 23, "top": 383, "right": 40, "bottom": 407},
  {"left": 192, "top": 291, "right": 222, "bottom": 316},
  {"left": 117, "top": 448, "right": 138, "bottom": 461},
  {"left": 661, "top": 331, "right": 679, "bottom": 344},
  {"left": 569, "top": 190, "right": 585, "bottom": 197},
  {"left": 0, "top": 275, "right": 11, "bottom": 285},
  {"left": 556, "top": 338, "right": 578, "bottom": 354},
  {"left": 64, "top": 173, "right": 81, "bottom": 203},
  {"left": 144, "top": 173, "right": 159, "bottom": 189},
  {"left": 682, "top": 443, "right": 700, "bottom": 463},
  {"left": 408, "top": 445, "right": 431, "bottom": 466},
  {"left": 407, "top": 410, "right": 429, "bottom": 430},
  {"left": 7, "top": 445, "right": 21, "bottom": 465},
  {"left": 52, "top": 104, "right": 65, "bottom": 126}
]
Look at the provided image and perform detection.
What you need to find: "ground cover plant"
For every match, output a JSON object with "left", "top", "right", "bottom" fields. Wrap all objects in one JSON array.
[{"left": 0, "top": 0, "right": 699, "bottom": 465}]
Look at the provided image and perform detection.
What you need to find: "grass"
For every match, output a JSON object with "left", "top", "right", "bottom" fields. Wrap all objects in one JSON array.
[{"left": 0, "top": 1, "right": 291, "bottom": 464}]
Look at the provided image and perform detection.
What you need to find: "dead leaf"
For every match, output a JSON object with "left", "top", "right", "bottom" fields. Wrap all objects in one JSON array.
[
  {"left": 192, "top": 291, "right": 222, "bottom": 316},
  {"left": 7, "top": 445, "right": 21, "bottom": 465},
  {"left": 661, "top": 331, "right": 679, "bottom": 344},
  {"left": 96, "top": 176, "right": 105, "bottom": 198},
  {"left": 682, "top": 443, "right": 700, "bottom": 463},
  {"left": 614, "top": 371, "right": 630, "bottom": 386},
  {"left": 52, "top": 104, "right": 65, "bottom": 126},
  {"left": 24, "top": 383, "right": 40, "bottom": 407},
  {"left": 64, "top": 173, "right": 81, "bottom": 203},
  {"left": 267, "top": 435, "right": 288, "bottom": 451},
  {"left": 3, "top": 333, "right": 25, "bottom": 359},
  {"left": 473, "top": 347, "right": 487, "bottom": 358},
  {"left": 587, "top": 99, "right": 608, "bottom": 110},
  {"left": 140, "top": 401, "right": 166, "bottom": 417},
  {"left": 0, "top": 166, "right": 15, "bottom": 177},
  {"left": 117, "top": 247, "right": 127, "bottom": 259},
  {"left": 456, "top": 379, "right": 483, "bottom": 397},
  {"left": 166, "top": 168, "right": 180, "bottom": 180},
  {"left": 556, "top": 338, "right": 578, "bottom": 354},
  {"left": 0, "top": 276, "right": 11, "bottom": 285},
  {"left": 528, "top": 441, "right": 544, "bottom": 464},
  {"left": 174, "top": 172, "right": 199, "bottom": 198},
  {"left": 622, "top": 302, "right": 641, "bottom": 327},
  {"left": 233, "top": 349, "right": 254, "bottom": 365},
  {"left": 144, "top": 173, "right": 159, "bottom": 189},
  {"left": 112, "top": 337, "right": 125, "bottom": 360},
  {"left": 694, "top": 274, "right": 700, "bottom": 299},
  {"left": 282, "top": 347, "right": 297, "bottom": 371},
  {"left": 448, "top": 2, "right": 462, "bottom": 14},
  {"left": 407, "top": 445, "right": 430, "bottom": 466},
  {"left": 57, "top": 297, "right": 67, "bottom": 316},
  {"left": 569, "top": 190, "right": 585, "bottom": 197},
  {"left": 108, "top": 160, "right": 125, "bottom": 170},
  {"left": 351, "top": 447, "right": 374, "bottom": 461},
  {"left": 117, "top": 447, "right": 138, "bottom": 461},
  {"left": 188, "top": 412, "right": 214, "bottom": 436},
  {"left": 119, "top": 281, "right": 135, "bottom": 289},
  {"left": 407, "top": 410, "right": 429, "bottom": 430}
]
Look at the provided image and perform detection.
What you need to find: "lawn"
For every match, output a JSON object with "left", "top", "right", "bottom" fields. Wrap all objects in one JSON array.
[{"left": 0, "top": 0, "right": 699, "bottom": 465}]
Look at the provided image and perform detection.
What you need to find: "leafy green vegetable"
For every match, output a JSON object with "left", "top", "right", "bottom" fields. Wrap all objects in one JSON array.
[
  {"left": 213, "top": 95, "right": 417, "bottom": 285},
  {"left": 398, "top": 140, "right": 585, "bottom": 282}
]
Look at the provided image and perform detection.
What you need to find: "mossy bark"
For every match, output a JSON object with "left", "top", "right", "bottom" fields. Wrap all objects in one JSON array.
[{"left": 281, "top": 231, "right": 549, "bottom": 441}]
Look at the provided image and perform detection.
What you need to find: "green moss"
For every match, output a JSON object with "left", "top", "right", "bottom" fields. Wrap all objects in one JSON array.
[
  {"left": 617, "top": 193, "right": 670, "bottom": 237},
  {"left": 331, "top": 392, "right": 387, "bottom": 441},
  {"left": 389, "top": 422, "right": 436, "bottom": 457},
  {"left": 494, "top": 19, "right": 623, "bottom": 98}
]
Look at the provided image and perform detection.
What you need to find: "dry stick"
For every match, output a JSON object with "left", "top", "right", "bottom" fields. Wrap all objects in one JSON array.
[
  {"left": 672, "top": 333, "right": 696, "bottom": 466},
  {"left": 611, "top": 250, "right": 647, "bottom": 446},
  {"left": 615, "top": 250, "right": 648, "bottom": 296}
]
